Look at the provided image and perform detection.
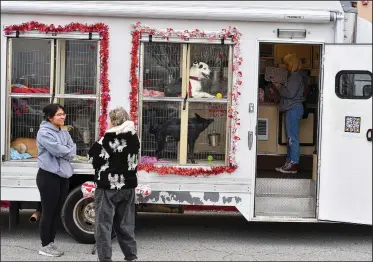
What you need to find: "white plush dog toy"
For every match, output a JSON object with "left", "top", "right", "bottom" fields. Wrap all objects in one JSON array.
[{"left": 188, "top": 62, "right": 215, "bottom": 98}]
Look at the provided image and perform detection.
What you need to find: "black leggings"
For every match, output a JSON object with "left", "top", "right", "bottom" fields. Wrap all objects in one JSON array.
[{"left": 36, "top": 168, "right": 69, "bottom": 247}]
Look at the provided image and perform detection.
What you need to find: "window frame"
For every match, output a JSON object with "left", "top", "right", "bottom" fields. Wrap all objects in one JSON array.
[
  {"left": 138, "top": 36, "right": 234, "bottom": 166},
  {"left": 5, "top": 36, "right": 101, "bottom": 162},
  {"left": 335, "top": 70, "right": 373, "bottom": 99}
]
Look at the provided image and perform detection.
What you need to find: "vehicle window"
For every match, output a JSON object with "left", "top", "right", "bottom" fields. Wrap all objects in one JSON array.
[{"left": 336, "top": 71, "right": 372, "bottom": 99}]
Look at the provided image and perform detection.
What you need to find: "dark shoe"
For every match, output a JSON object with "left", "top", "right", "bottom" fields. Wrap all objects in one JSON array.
[
  {"left": 125, "top": 256, "right": 138, "bottom": 261},
  {"left": 278, "top": 162, "right": 299, "bottom": 174}
]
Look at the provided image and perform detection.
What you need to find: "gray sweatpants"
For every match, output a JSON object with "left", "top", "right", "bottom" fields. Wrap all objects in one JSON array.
[{"left": 94, "top": 188, "right": 137, "bottom": 262}]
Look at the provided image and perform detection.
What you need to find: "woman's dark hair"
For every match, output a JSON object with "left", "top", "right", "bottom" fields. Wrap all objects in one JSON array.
[{"left": 43, "top": 103, "right": 65, "bottom": 121}]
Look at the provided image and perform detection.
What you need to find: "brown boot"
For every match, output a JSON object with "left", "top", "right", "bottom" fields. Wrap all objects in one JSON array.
[{"left": 278, "top": 162, "right": 299, "bottom": 174}]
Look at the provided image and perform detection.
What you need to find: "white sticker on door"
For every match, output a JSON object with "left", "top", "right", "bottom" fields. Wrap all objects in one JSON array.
[{"left": 345, "top": 116, "right": 361, "bottom": 133}]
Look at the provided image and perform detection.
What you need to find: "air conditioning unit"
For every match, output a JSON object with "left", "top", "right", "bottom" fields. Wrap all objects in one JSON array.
[{"left": 257, "top": 118, "right": 269, "bottom": 141}]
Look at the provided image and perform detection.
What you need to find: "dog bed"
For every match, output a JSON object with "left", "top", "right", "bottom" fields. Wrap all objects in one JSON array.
[
  {"left": 11, "top": 84, "right": 50, "bottom": 94},
  {"left": 10, "top": 147, "right": 33, "bottom": 160}
]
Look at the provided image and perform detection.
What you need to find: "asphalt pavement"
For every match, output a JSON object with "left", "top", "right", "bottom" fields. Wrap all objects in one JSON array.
[{"left": 0, "top": 208, "right": 371, "bottom": 261}]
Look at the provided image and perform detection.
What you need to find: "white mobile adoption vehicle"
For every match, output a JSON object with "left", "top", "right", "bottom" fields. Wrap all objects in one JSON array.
[{"left": 1, "top": 1, "right": 371, "bottom": 244}]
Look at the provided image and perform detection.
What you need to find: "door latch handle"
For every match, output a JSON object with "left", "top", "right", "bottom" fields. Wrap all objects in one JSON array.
[
  {"left": 248, "top": 131, "right": 253, "bottom": 150},
  {"left": 367, "top": 129, "right": 372, "bottom": 142}
]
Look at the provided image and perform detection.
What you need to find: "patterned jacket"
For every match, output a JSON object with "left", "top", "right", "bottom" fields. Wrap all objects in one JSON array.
[{"left": 88, "top": 121, "right": 140, "bottom": 190}]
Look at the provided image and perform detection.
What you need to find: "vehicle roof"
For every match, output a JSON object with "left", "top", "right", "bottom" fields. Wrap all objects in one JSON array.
[{"left": 92, "top": 1, "right": 344, "bottom": 13}]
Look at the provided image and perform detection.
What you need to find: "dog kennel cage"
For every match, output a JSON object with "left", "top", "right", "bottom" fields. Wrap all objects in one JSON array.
[
  {"left": 6, "top": 38, "right": 100, "bottom": 160},
  {"left": 139, "top": 40, "right": 232, "bottom": 165}
]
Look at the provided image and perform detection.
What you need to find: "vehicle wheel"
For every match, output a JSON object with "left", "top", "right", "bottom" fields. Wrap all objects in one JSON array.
[{"left": 61, "top": 186, "right": 95, "bottom": 244}]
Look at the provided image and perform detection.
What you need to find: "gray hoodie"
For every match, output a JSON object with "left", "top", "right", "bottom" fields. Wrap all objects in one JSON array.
[
  {"left": 36, "top": 121, "right": 76, "bottom": 178},
  {"left": 277, "top": 71, "right": 307, "bottom": 112}
]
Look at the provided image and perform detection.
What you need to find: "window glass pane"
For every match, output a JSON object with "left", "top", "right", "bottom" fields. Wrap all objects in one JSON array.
[
  {"left": 9, "top": 97, "right": 97, "bottom": 161},
  {"left": 10, "top": 97, "right": 51, "bottom": 160},
  {"left": 11, "top": 39, "right": 51, "bottom": 94},
  {"left": 186, "top": 102, "right": 227, "bottom": 165},
  {"left": 57, "top": 97, "right": 97, "bottom": 158},
  {"left": 64, "top": 40, "right": 98, "bottom": 95},
  {"left": 189, "top": 44, "right": 229, "bottom": 99},
  {"left": 337, "top": 72, "right": 372, "bottom": 98},
  {"left": 141, "top": 101, "right": 181, "bottom": 164},
  {"left": 143, "top": 43, "right": 181, "bottom": 98}
]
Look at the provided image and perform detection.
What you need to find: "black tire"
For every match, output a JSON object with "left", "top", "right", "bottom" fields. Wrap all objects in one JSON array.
[{"left": 61, "top": 186, "right": 95, "bottom": 244}]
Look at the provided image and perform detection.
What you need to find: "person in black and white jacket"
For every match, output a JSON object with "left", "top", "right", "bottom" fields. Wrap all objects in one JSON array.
[{"left": 88, "top": 107, "right": 140, "bottom": 262}]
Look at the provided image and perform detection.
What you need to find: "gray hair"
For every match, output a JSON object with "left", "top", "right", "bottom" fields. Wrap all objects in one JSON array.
[{"left": 109, "top": 107, "right": 130, "bottom": 127}]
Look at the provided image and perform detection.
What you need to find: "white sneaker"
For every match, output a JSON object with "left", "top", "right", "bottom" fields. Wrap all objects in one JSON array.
[
  {"left": 50, "top": 242, "right": 64, "bottom": 256},
  {"left": 275, "top": 161, "right": 290, "bottom": 172},
  {"left": 38, "top": 243, "right": 62, "bottom": 257}
]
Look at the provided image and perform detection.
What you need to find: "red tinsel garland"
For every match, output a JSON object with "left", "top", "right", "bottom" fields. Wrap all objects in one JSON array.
[
  {"left": 130, "top": 22, "right": 242, "bottom": 176},
  {"left": 129, "top": 31, "right": 141, "bottom": 127},
  {"left": 3, "top": 21, "right": 110, "bottom": 137},
  {"left": 138, "top": 163, "right": 237, "bottom": 176}
]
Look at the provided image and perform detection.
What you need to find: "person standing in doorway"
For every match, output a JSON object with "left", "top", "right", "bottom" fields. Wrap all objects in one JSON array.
[
  {"left": 88, "top": 107, "right": 140, "bottom": 262},
  {"left": 36, "top": 103, "right": 76, "bottom": 257},
  {"left": 273, "top": 53, "right": 307, "bottom": 174}
]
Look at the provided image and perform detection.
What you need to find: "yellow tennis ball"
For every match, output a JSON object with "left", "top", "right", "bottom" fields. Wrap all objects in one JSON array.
[
  {"left": 216, "top": 93, "right": 222, "bottom": 99},
  {"left": 207, "top": 155, "right": 213, "bottom": 161}
]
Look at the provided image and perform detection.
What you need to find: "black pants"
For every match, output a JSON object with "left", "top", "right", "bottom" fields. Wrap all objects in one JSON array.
[
  {"left": 95, "top": 188, "right": 137, "bottom": 262},
  {"left": 36, "top": 202, "right": 42, "bottom": 212},
  {"left": 36, "top": 168, "right": 69, "bottom": 247}
]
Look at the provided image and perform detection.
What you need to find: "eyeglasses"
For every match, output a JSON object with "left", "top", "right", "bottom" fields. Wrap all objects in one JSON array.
[{"left": 55, "top": 113, "right": 66, "bottom": 117}]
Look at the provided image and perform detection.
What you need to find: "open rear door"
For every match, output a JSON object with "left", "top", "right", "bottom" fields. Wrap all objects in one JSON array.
[{"left": 318, "top": 44, "right": 372, "bottom": 225}]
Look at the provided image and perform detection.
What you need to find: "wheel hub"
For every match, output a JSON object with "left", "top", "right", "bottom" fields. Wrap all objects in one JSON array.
[
  {"left": 83, "top": 202, "right": 95, "bottom": 224},
  {"left": 73, "top": 198, "right": 95, "bottom": 234}
]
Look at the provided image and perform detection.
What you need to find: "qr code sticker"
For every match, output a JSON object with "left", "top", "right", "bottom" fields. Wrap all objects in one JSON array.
[{"left": 344, "top": 116, "right": 361, "bottom": 133}]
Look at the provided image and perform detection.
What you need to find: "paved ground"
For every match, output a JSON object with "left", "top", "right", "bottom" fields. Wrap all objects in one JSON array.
[{"left": 0, "top": 208, "right": 372, "bottom": 261}]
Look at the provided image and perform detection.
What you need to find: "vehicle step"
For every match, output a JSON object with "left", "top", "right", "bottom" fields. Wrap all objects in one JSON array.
[
  {"left": 255, "top": 211, "right": 315, "bottom": 218},
  {"left": 255, "top": 195, "right": 316, "bottom": 218},
  {"left": 255, "top": 178, "right": 315, "bottom": 197}
]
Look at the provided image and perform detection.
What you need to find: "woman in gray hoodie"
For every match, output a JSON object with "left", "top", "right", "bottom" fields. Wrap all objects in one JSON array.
[{"left": 36, "top": 103, "right": 76, "bottom": 257}]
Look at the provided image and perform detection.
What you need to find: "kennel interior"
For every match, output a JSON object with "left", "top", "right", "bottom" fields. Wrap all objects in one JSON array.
[
  {"left": 189, "top": 43, "right": 229, "bottom": 98},
  {"left": 188, "top": 102, "right": 227, "bottom": 165},
  {"left": 7, "top": 38, "right": 99, "bottom": 160},
  {"left": 142, "top": 42, "right": 230, "bottom": 98},
  {"left": 140, "top": 101, "right": 228, "bottom": 165},
  {"left": 63, "top": 41, "right": 98, "bottom": 95},
  {"left": 141, "top": 101, "right": 181, "bottom": 163},
  {"left": 140, "top": 40, "right": 231, "bottom": 165}
]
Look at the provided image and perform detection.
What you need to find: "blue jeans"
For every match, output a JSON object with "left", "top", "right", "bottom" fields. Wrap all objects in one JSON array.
[{"left": 285, "top": 104, "right": 304, "bottom": 164}]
